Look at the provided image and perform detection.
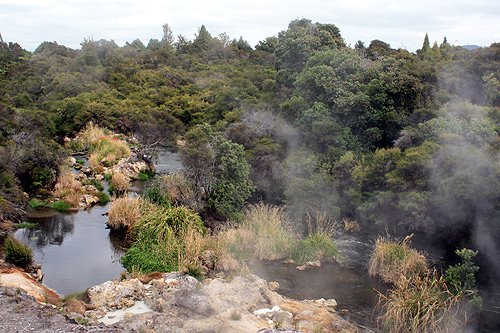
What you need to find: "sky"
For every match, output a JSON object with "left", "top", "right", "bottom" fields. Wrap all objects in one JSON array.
[{"left": 1, "top": 0, "right": 499, "bottom": 52}]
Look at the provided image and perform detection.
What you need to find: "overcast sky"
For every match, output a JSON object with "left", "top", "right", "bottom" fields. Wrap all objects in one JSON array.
[{"left": 1, "top": 0, "right": 499, "bottom": 52}]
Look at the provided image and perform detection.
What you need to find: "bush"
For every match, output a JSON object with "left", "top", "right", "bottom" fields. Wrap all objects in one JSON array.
[
  {"left": 158, "top": 173, "right": 199, "bottom": 210},
  {"left": 445, "top": 248, "right": 483, "bottom": 311},
  {"left": 142, "top": 184, "right": 171, "bottom": 207},
  {"left": 3, "top": 236, "right": 33, "bottom": 268},
  {"left": 369, "top": 235, "right": 428, "bottom": 285},
  {"left": 293, "top": 232, "right": 341, "bottom": 264}
]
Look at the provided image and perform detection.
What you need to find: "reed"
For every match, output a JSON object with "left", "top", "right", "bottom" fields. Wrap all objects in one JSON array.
[
  {"left": 369, "top": 235, "right": 428, "bottom": 285},
  {"left": 378, "top": 271, "right": 464, "bottom": 332}
]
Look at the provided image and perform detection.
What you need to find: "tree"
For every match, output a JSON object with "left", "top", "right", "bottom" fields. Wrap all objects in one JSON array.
[
  {"left": 209, "top": 138, "right": 253, "bottom": 218},
  {"left": 275, "top": 19, "right": 345, "bottom": 87},
  {"left": 181, "top": 125, "right": 254, "bottom": 218},
  {"left": 192, "top": 25, "right": 212, "bottom": 52},
  {"left": 161, "top": 23, "right": 175, "bottom": 51}
]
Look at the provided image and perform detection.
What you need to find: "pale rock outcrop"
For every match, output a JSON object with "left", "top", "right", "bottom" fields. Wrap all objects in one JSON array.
[
  {"left": 86, "top": 272, "right": 357, "bottom": 333},
  {"left": 112, "top": 155, "right": 155, "bottom": 180}
]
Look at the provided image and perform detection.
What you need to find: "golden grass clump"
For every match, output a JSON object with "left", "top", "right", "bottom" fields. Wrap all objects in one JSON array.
[
  {"left": 378, "top": 271, "right": 464, "bottom": 333},
  {"left": 53, "top": 167, "right": 83, "bottom": 205},
  {"left": 369, "top": 235, "right": 428, "bottom": 285},
  {"left": 107, "top": 196, "right": 144, "bottom": 231},
  {"left": 218, "top": 202, "right": 296, "bottom": 262},
  {"left": 54, "top": 167, "right": 82, "bottom": 196},
  {"left": 110, "top": 172, "right": 130, "bottom": 193},
  {"left": 80, "top": 122, "right": 107, "bottom": 148},
  {"left": 78, "top": 123, "right": 131, "bottom": 168}
]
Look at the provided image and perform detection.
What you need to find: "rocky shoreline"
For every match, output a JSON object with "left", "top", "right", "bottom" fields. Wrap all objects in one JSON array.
[{"left": 0, "top": 262, "right": 366, "bottom": 332}]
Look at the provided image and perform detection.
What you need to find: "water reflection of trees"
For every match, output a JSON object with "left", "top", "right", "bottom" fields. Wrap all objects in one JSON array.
[
  {"left": 108, "top": 230, "right": 130, "bottom": 258},
  {"left": 18, "top": 214, "right": 75, "bottom": 247}
]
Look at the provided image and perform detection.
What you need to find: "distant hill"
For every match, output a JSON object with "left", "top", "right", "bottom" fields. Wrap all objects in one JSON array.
[{"left": 461, "top": 45, "right": 481, "bottom": 51}]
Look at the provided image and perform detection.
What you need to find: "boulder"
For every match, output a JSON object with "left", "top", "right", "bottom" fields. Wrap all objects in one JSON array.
[{"left": 112, "top": 155, "right": 155, "bottom": 180}]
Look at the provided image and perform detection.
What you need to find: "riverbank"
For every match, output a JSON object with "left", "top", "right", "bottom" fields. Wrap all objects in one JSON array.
[{"left": 0, "top": 261, "right": 366, "bottom": 332}]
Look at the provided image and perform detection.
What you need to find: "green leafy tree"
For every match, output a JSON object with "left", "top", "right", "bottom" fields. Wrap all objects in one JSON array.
[
  {"left": 275, "top": 19, "right": 345, "bottom": 87},
  {"left": 209, "top": 138, "right": 253, "bottom": 218}
]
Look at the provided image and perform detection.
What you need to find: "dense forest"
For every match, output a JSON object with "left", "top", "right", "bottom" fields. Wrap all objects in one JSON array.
[{"left": 1, "top": 18, "right": 500, "bottom": 329}]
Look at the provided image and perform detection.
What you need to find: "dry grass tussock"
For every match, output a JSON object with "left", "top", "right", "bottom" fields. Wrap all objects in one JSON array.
[
  {"left": 80, "top": 122, "right": 107, "bottom": 148},
  {"left": 77, "top": 123, "right": 130, "bottom": 168},
  {"left": 53, "top": 167, "right": 83, "bottom": 205},
  {"left": 107, "top": 196, "right": 144, "bottom": 231},
  {"left": 378, "top": 270, "right": 465, "bottom": 333},
  {"left": 369, "top": 235, "right": 428, "bottom": 285},
  {"left": 218, "top": 202, "right": 297, "bottom": 261},
  {"left": 305, "top": 211, "right": 339, "bottom": 236},
  {"left": 110, "top": 172, "right": 130, "bottom": 192}
]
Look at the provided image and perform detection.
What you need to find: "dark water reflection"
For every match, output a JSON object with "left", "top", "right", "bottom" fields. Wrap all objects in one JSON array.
[
  {"left": 13, "top": 149, "right": 185, "bottom": 295},
  {"left": 15, "top": 204, "right": 126, "bottom": 296}
]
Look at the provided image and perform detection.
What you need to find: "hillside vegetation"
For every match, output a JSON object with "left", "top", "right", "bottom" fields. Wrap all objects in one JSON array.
[{"left": 1, "top": 20, "right": 500, "bottom": 329}]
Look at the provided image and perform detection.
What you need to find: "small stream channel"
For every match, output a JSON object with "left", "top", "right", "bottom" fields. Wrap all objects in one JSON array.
[
  {"left": 14, "top": 149, "right": 185, "bottom": 296},
  {"left": 13, "top": 149, "right": 500, "bottom": 331}
]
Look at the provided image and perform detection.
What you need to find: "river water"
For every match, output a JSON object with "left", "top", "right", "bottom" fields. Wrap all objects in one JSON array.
[
  {"left": 13, "top": 148, "right": 499, "bottom": 331},
  {"left": 14, "top": 149, "right": 185, "bottom": 295}
]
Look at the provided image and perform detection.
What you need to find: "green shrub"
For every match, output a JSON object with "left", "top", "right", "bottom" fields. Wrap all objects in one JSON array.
[
  {"left": 96, "top": 191, "right": 110, "bottom": 203},
  {"left": 85, "top": 179, "right": 104, "bottom": 191},
  {"left": 445, "top": 248, "right": 483, "bottom": 311},
  {"left": 142, "top": 184, "right": 171, "bottom": 208},
  {"left": 75, "top": 159, "right": 85, "bottom": 165},
  {"left": 138, "top": 172, "right": 149, "bottom": 181},
  {"left": 121, "top": 204, "right": 206, "bottom": 274},
  {"left": 3, "top": 237, "right": 33, "bottom": 268},
  {"left": 120, "top": 236, "right": 179, "bottom": 273},
  {"left": 104, "top": 173, "right": 112, "bottom": 181},
  {"left": 293, "top": 232, "right": 341, "bottom": 264},
  {"left": 28, "top": 198, "right": 45, "bottom": 208},
  {"left": 138, "top": 206, "right": 205, "bottom": 240},
  {"left": 49, "top": 200, "right": 72, "bottom": 212}
]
